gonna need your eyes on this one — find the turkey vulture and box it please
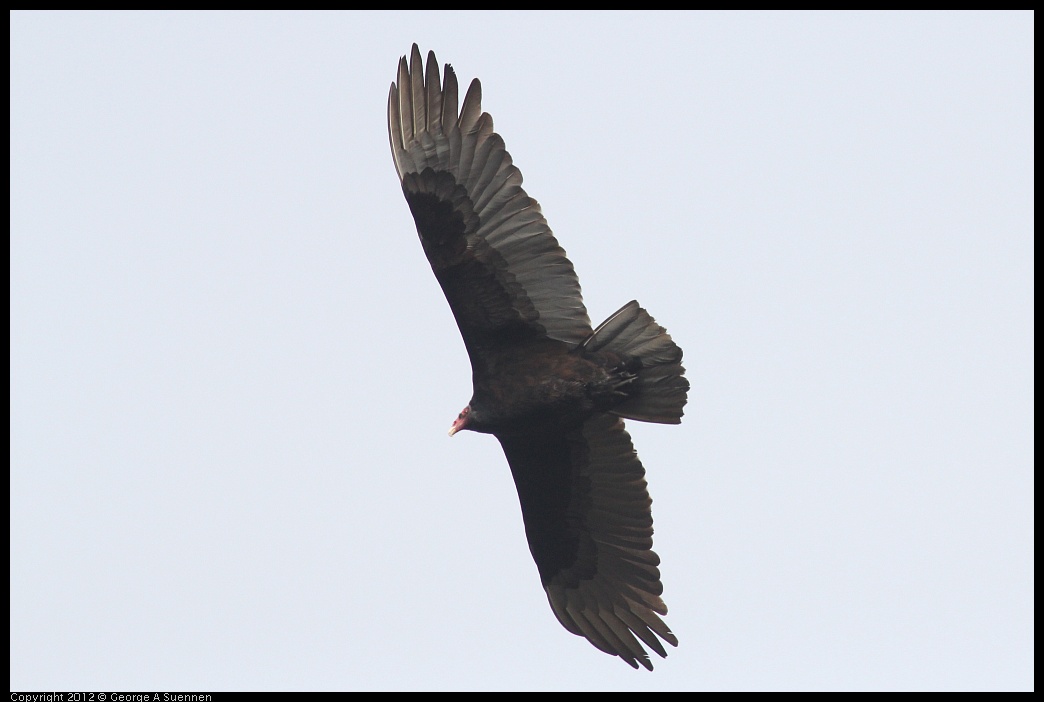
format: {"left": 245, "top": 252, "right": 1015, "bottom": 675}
{"left": 388, "top": 45, "right": 689, "bottom": 671}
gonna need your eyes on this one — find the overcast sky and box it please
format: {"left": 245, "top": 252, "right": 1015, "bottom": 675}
{"left": 10, "top": 10, "right": 1033, "bottom": 691}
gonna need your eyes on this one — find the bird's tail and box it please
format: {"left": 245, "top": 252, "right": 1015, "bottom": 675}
{"left": 581, "top": 301, "right": 689, "bottom": 424}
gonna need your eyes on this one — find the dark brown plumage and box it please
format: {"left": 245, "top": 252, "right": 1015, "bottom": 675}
{"left": 388, "top": 45, "right": 689, "bottom": 670}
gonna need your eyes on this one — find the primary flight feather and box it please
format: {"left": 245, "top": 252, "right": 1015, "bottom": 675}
{"left": 388, "top": 45, "right": 689, "bottom": 670}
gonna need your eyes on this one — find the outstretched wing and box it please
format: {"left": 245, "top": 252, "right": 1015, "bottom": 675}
{"left": 388, "top": 45, "right": 592, "bottom": 355}
{"left": 497, "top": 414, "right": 677, "bottom": 670}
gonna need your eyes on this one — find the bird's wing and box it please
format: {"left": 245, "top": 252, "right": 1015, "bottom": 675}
{"left": 497, "top": 414, "right": 677, "bottom": 670}
{"left": 388, "top": 45, "right": 592, "bottom": 355}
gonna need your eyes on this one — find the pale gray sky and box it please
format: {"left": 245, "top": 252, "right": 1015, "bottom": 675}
{"left": 11, "top": 10, "right": 1033, "bottom": 691}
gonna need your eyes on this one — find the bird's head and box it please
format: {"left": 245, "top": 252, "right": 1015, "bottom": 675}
{"left": 448, "top": 405, "right": 472, "bottom": 436}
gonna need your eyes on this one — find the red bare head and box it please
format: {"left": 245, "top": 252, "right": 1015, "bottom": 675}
{"left": 448, "top": 405, "right": 472, "bottom": 436}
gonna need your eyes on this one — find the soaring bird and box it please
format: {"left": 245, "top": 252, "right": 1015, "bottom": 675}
{"left": 388, "top": 45, "right": 689, "bottom": 670}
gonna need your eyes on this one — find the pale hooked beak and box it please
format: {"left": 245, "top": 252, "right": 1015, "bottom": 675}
{"left": 448, "top": 406, "right": 470, "bottom": 436}
{"left": 448, "top": 415, "right": 465, "bottom": 437}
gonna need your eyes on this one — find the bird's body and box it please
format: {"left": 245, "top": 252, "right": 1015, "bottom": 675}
{"left": 388, "top": 45, "right": 689, "bottom": 670}
{"left": 463, "top": 336, "right": 636, "bottom": 435}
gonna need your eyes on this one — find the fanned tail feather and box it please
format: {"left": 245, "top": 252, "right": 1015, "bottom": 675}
{"left": 582, "top": 301, "right": 689, "bottom": 424}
